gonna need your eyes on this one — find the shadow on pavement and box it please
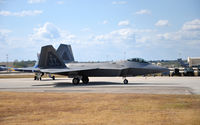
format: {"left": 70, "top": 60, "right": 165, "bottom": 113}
{"left": 32, "top": 81, "right": 174, "bottom": 88}
{"left": 33, "top": 81, "right": 122, "bottom": 87}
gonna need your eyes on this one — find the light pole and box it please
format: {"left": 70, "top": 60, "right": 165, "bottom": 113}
{"left": 6, "top": 54, "right": 8, "bottom": 72}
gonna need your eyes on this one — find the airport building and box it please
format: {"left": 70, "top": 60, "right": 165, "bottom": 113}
{"left": 188, "top": 57, "right": 200, "bottom": 67}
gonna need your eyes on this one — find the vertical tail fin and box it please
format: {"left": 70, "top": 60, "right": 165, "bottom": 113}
{"left": 56, "top": 44, "right": 74, "bottom": 63}
{"left": 38, "top": 45, "right": 66, "bottom": 68}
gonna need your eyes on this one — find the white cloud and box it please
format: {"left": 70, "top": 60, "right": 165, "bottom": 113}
{"left": 31, "top": 22, "right": 60, "bottom": 40}
{"left": 133, "top": 29, "right": 155, "bottom": 33}
{"left": 0, "top": 29, "right": 12, "bottom": 43}
{"left": 30, "top": 22, "right": 76, "bottom": 45}
{"left": 0, "top": 11, "right": 10, "bottom": 16}
{"left": 92, "top": 28, "right": 155, "bottom": 44}
{"left": 28, "top": 0, "right": 46, "bottom": 4}
{"left": 118, "top": 20, "right": 130, "bottom": 26}
{"left": 111, "top": 28, "right": 133, "bottom": 37}
{"left": 135, "top": 9, "right": 151, "bottom": 15}
{"left": 157, "top": 19, "right": 200, "bottom": 44}
{"left": 0, "top": 29, "right": 12, "bottom": 34}
{"left": 137, "top": 36, "right": 150, "bottom": 43}
{"left": 113, "top": 19, "right": 200, "bottom": 50}
{"left": 157, "top": 29, "right": 200, "bottom": 41}
{"left": 182, "top": 19, "right": 200, "bottom": 31}
{"left": 92, "top": 28, "right": 135, "bottom": 45}
{"left": 0, "top": 29, "right": 36, "bottom": 54}
{"left": 102, "top": 20, "right": 108, "bottom": 24}
{"left": 57, "top": 1, "right": 64, "bottom": 4}
{"left": 135, "top": 36, "right": 152, "bottom": 48}
{"left": 81, "top": 27, "right": 91, "bottom": 32}
{"left": 155, "top": 20, "right": 169, "bottom": 27}
{"left": 112, "top": 1, "right": 127, "bottom": 5}
{"left": 0, "top": 10, "right": 43, "bottom": 17}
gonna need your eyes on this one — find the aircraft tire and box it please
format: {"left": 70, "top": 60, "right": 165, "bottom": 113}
{"left": 73, "top": 78, "right": 80, "bottom": 85}
{"left": 52, "top": 76, "right": 55, "bottom": 80}
{"left": 82, "top": 76, "right": 89, "bottom": 84}
{"left": 123, "top": 79, "right": 128, "bottom": 84}
{"left": 34, "top": 76, "right": 37, "bottom": 80}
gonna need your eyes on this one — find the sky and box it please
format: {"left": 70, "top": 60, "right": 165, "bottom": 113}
{"left": 0, "top": 0, "right": 200, "bottom": 62}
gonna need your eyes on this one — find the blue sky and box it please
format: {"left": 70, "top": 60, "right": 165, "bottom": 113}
{"left": 0, "top": 0, "right": 200, "bottom": 62}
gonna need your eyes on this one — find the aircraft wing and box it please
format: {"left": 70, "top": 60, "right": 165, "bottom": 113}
{"left": 40, "top": 67, "right": 99, "bottom": 74}
{"left": 13, "top": 67, "right": 40, "bottom": 72}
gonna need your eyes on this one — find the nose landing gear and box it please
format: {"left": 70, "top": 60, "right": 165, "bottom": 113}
{"left": 122, "top": 77, "right": 128, "bottom": 84}
{"left": 123, "top": 79, "right": 128, "bottom": 84}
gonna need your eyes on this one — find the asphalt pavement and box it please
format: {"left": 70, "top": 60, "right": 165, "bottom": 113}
{"left": 0, "top": 77, "right": 199, "bottom": 94}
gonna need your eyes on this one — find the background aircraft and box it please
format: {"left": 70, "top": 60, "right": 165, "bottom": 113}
{"left": 0, "top": 66, "right": 7, "bottom": 71}
{"left": 36, "top": 44, "right": 168, "bottom": 84}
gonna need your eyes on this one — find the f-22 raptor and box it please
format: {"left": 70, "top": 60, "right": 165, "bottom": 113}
{"left": 34, "top": 44, "right": 168, "bottom": 84}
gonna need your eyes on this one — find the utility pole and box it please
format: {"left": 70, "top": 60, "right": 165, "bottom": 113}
{"left": 6, "top": 54, "right": 8, "bottom": 72}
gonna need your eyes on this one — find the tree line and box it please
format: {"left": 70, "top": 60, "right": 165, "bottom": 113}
{"left": 13, "top": 60, "right": 36, "bottom": 68}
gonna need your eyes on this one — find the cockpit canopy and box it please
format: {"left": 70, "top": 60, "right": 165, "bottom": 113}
{"left": 127, "top": 58, "right": 149, "bottom": 63}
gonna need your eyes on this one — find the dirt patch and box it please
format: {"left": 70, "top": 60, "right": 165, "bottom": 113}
{"left": 0, "top": 92, "right": 200, "bottom": 125}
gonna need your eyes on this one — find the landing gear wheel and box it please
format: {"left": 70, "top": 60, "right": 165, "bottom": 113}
{"left": 35, "top": 73, "right": 42, "bottom": 80}
{"left": 72, "top": 78, "right": 80, "bottom": 85}
{"left": 82, "top": 76, "right": 89, "bottom": 84}
{"left": 34, "top": 76, "right": 37, "bottom": 80}
{"left": 123, "top": 79, "right": 128, "bottom": 84}
{"left": 52, "top": 76, "right": 55, "bottom": 80}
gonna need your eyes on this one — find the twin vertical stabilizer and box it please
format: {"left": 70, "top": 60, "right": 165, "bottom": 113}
{"left": 38, "top": 45, "right": 66, "bottom": 69}
{"left": 56, "top": 44, "right": 74, "bottom": 63}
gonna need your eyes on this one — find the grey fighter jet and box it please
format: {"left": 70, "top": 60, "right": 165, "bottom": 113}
{"left": 36, "top": 45, "right": 168, "bottom": 84}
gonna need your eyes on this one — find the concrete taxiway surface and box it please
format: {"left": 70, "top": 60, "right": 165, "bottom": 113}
{"left": 0, "top": 77, "right": 200, "bottom": 94}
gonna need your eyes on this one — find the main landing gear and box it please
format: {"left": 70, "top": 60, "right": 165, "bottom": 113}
{"left": 48, "top": 74, "right": 55, "bottom": 80}
{"left": 72, "top": 76, "right": 127, "bottom": 85}
{"left": 82, "top": 76, "right": 89, "bottom": 84}
{"left": 51, "top": 75, "right": 55, "bottom": 80}
{"left": 72, "top": 76, "right": 89, "bottom": 85}
{"left": 34, "top": 73, "right": 55, "bottom": 80}
{"left": 72, "top": 77, "right": 80, "bottom": 85}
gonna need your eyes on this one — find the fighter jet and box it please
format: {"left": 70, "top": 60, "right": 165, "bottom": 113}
{"left": 35, "top": 44, "right": 168, "bottom": 84}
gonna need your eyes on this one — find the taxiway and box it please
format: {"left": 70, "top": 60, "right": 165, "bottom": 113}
{"left": 0, "top": 77, "right": 199, "bottom": 94}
